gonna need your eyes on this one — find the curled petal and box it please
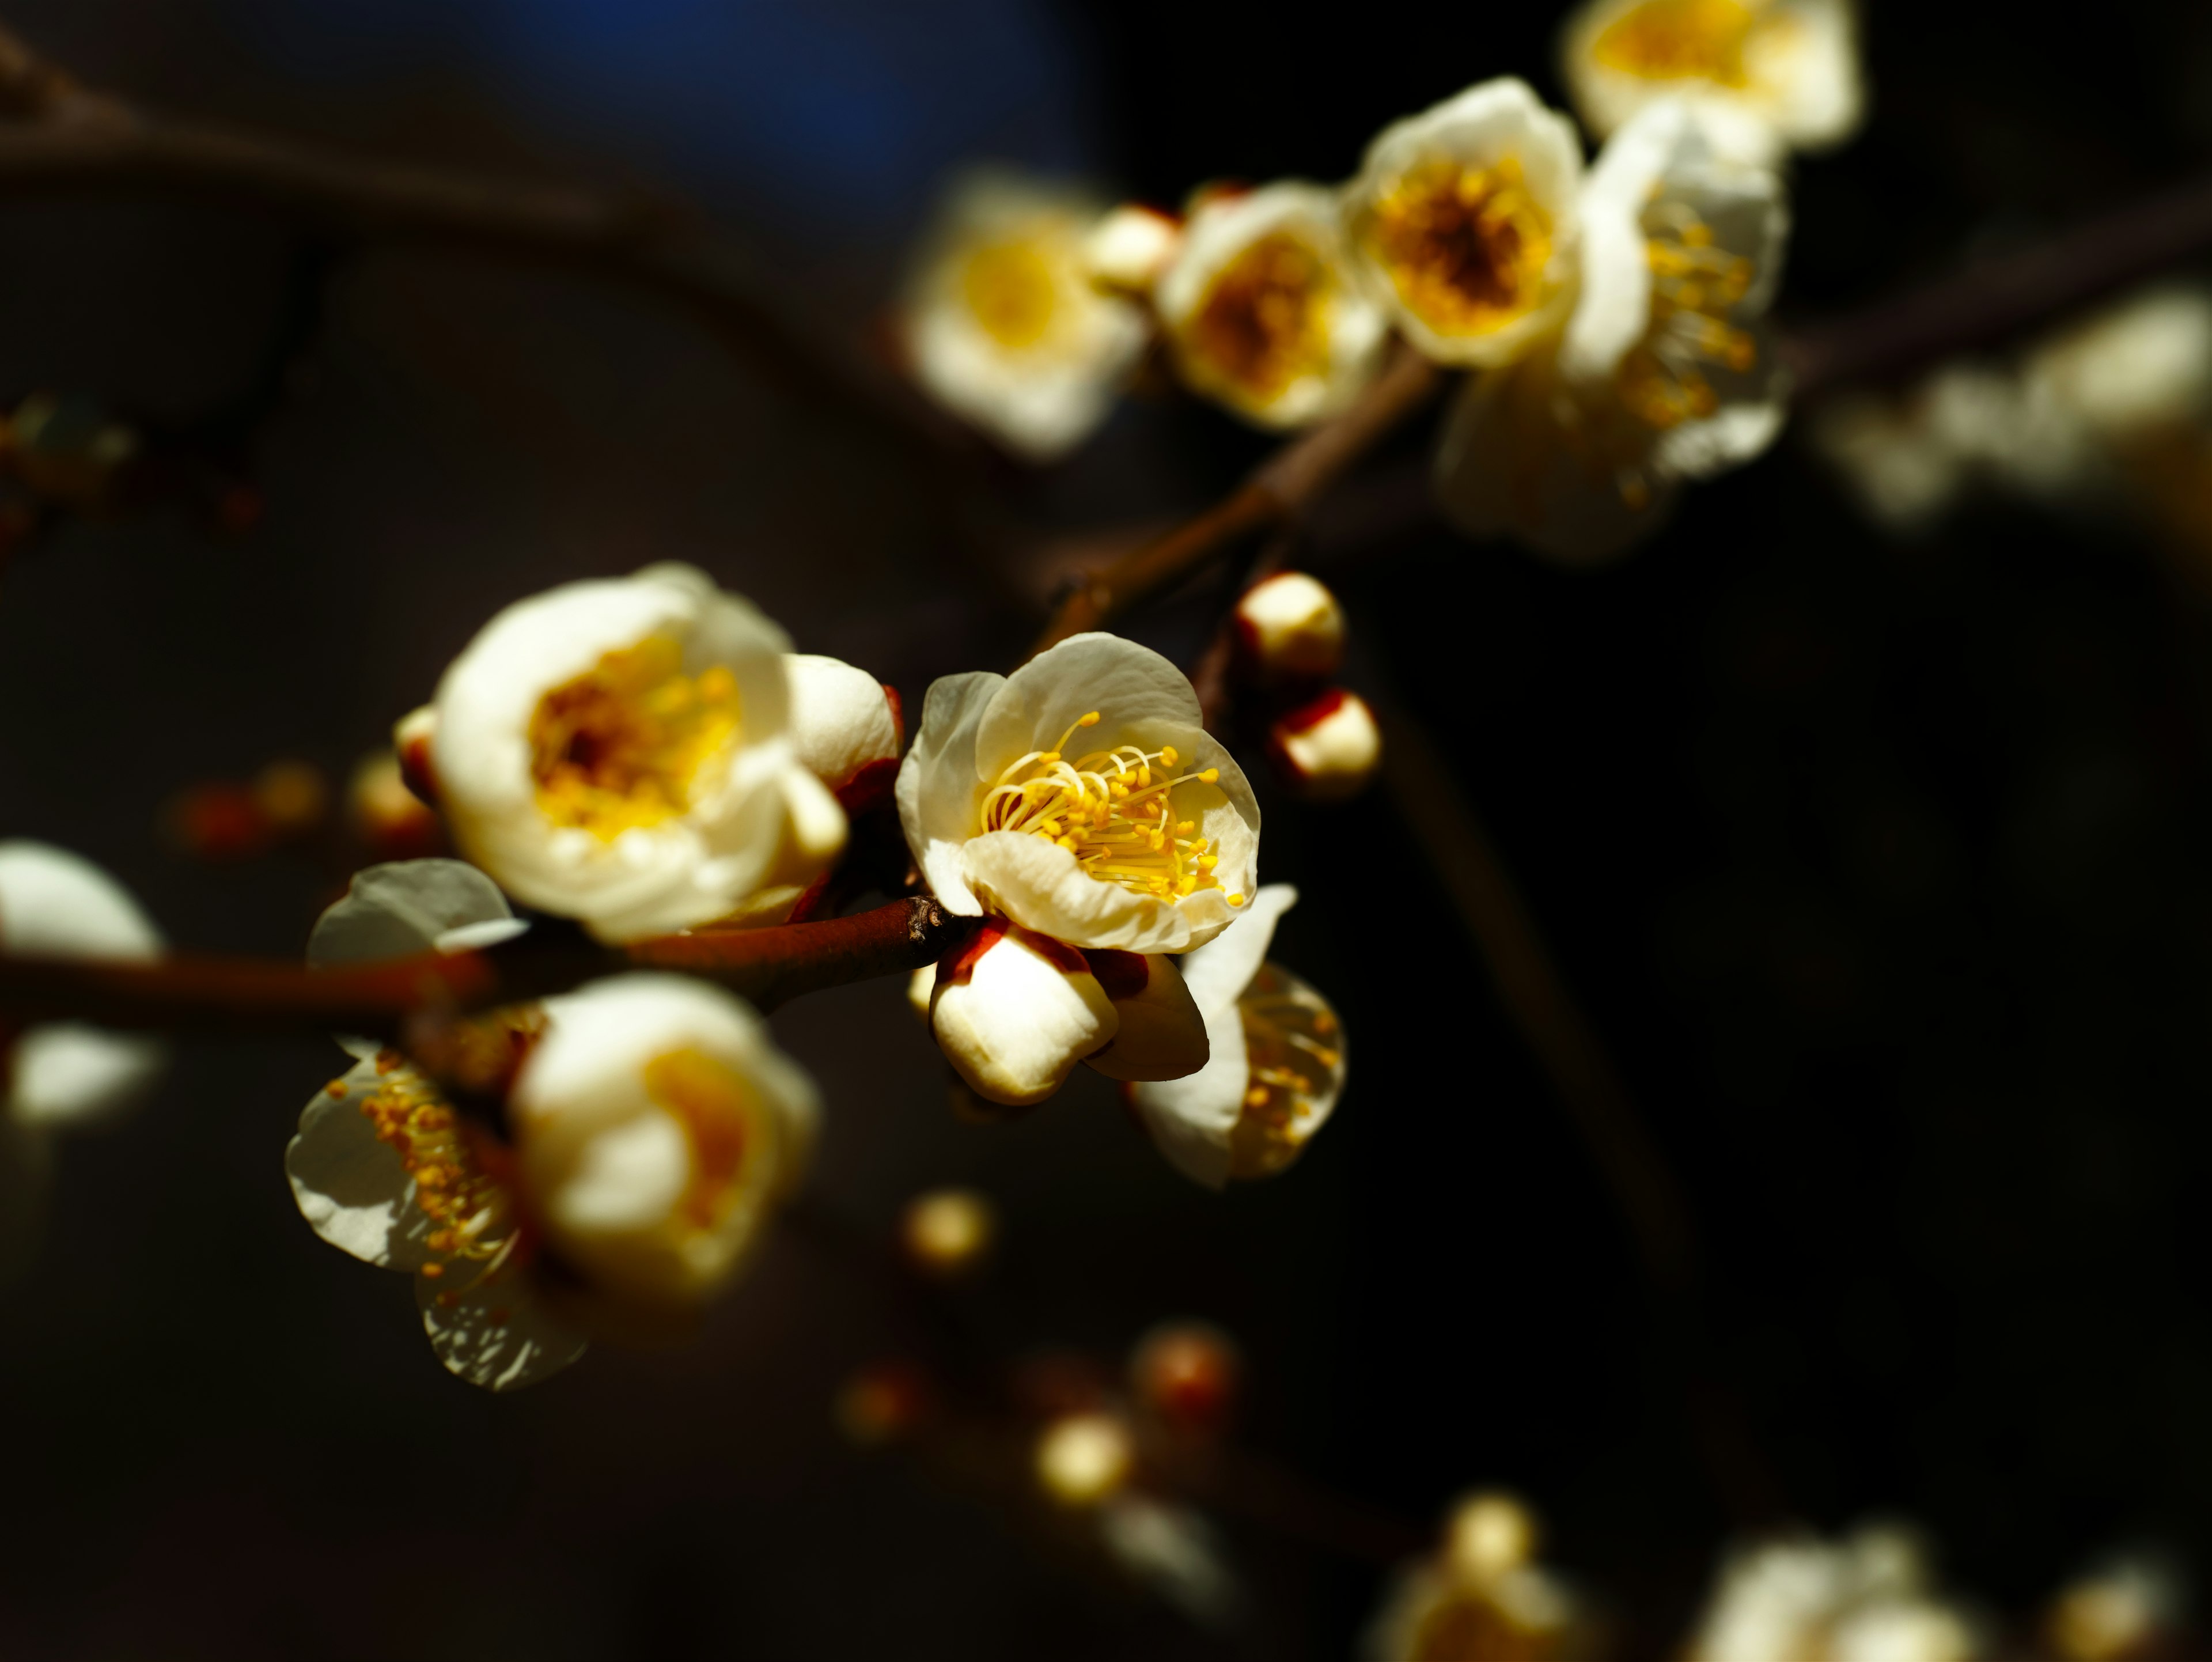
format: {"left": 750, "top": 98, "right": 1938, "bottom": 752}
{"left": 897, "top": 670, "right": 1005, "bottom": 917}
{"left": 975, "top": 633, "right": 1209, "bottom": 781}
{"left": 785, "top": 653, "right": 902, "bottom": 794}
{"left": 1082, "top": 953, "right": 1208, "bottom": 1082}
{"left": 1176, "top": 884, "right": 1298, "bottom": 1014}
{"left": 965, "top": 831, "right": 1195, "bottom": 953}
{"left": 930, "top": 925, "right": 1118, "bottom": 1106}
{"left": 307, "top": 859, "right": 520, "bottom": 969}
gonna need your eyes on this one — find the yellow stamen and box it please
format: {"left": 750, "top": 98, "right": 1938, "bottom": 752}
{"left": 1361, "top": 155, "right": 1554, "bottom": 341}
{"left": 528, "top": 633, "right": 741, "bottom": 841}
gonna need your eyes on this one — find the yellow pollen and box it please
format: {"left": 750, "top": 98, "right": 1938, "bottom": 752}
{"left": 1185, "top": 231, "right": 1336, "bottom": 403}
{"left": 1592, "top": 0, "right": 1757, "bottom": 86}
{"left": 979, "top": 712, "right": 1234, "bottom": 906}
{"left": 528, "top": 633, "right": 741, "bottom": 841}
{"left": 1363, "top": 156, "right": 1554, "bottom": 340}
{"left": 1226, "top": 892, "right": 1246, "bottom": 907}
{"left": 1615, "top": 202, "right": 1759, "bottom": 437}
{"left": 347, "top": 1061, "right": 521, "bottom": 1290}
{"left": 1225, "top": 964, "right": 1346, "bottom": 1181}
{"left": 642, "top": 1047, "right": 776, "bottom": 1233}
{"left": 961, "top": 237, "right": 1063, "bottom": 351}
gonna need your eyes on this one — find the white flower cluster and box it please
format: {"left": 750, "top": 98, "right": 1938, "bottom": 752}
{"left": 1812, "top": 285, "right": 2212, "bottom": 536}
{"left": 896, "top": 0, "right": 1859, "bottom": 559}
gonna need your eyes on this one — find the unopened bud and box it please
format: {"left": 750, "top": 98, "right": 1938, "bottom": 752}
{"left": 907, "top": 962, "right": 937, "bottom": 1022}
{"left": 393, "top": 705, "right": 440, "bottom": 807}
{"left": 1234, "top": 571, "right": 1345, "bottom": 682}
{"left": 1268, "top": 690, "right": 1381, "bottom": 803}
{"left": 1035, "top": 1412, "right": 1134, "bottom": 1506}
{"left": 347, "top": 748, "right": 443, "bottom": 861}
{"left": 1445, "top": 1490, "right": 1539, "bottom": 1582}
{"left": 1130, "top": 1320, "right": 1240, "bottom": 1433}
{"left": 836, "top": 1358, "right": 932, "bottom": 1447}
{"left": 900, "top": 1186, "right": 997, "bottom": 1277}
{"left": 1083, "top": 204, "right": 1181, "bottom": 297}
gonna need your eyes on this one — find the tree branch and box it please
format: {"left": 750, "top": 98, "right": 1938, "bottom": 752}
{"left": 0, "top": 896, "right": 975, "bottom": 1037}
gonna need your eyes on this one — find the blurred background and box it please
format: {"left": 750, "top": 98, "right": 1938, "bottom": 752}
{"left": 1, "top": 0, "right": 2209, "bottom": 1655}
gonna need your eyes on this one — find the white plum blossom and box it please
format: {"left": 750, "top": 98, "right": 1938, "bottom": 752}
{"left": 1129, "top": 885, "right": 1344, "bottom": 1187}
{"left": 429, "top": 563, "right": 845, "bottom": 944}
{"left": 1155, "top": 181, "right": 1390, "bottom": 429}
{"left": 899, "top": 169, "right": 1150, "bottom": 460}
{"left": 1686, "top": 1527, "right": 1982, "bottom": 1662}
{"left": 899, "top": 633, "right": 1261, "bottom": 956}
{"left": 1342, "top": 78, "right": 1585, "bottom": 369}
{"left": 1435, "top": 99, "right": 1790, "bottom": 562}
{"left": 1560, "top": 0, "right": 1864, "bottom": 165}
{"left": 0, "top": 841, "right": 166, "bottom": 1132}
{"left": 289, "top": 862, "right": 819, "bottom": 1389}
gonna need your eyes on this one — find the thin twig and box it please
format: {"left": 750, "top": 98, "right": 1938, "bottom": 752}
{"left": 0, "top": 896, "right": 975, "bottom": 1036}
{"left": 0, "top": 24, "right": 975, "bottom": 471}
{"left": 1027, "top": 346, "right": 1441, "bottom": 658}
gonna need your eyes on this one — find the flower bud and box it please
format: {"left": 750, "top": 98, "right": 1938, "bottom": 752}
{"left": 512, "top": 973, "right": 819, "bottom": 1318}
{"left": 1445, "top": 1491, "right": 1539, "bottom": 1582}
{"left": 900, "top": 1186, "right": 997, "bottom": 1277}
{"left": 786, "top": 652, "right": 903, "bottom": 810}
{"left": 1083, "top": 203, "right": 1182, "bottom": 297}
{"left": 1130, "top": 1320, "right": 1240, "bottom": 1433}
{"left": 1035, "top": 1412, "right": 1134, "bottom": 1507}
{"left": 1268, "top": 690, "right": 1381, "bottom": 803}
{"left": 929, "top": 922, "right": 1118, "bottom": 1107}
{"left": 1234, "top": 572, "right": 1346, "bottom": 682}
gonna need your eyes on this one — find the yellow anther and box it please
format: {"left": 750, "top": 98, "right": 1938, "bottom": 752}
{"left": 1198, "top": 855, "right": 1218, "bottom": 872}
{"left": 1079, "top": 711, "right": 1101, "bottom": 726}
{"left": 1058, "top": 836, "right": 1081, "bottom": 853}
{"left": 1244, "top": 1085, "right": 1271, "bottom": 1109}
{"left": 1039, "top": 752, "right": 1060, "bottom": 766}
{"left": 1176, "top": 820, "right": 1194, "bottom": 835}
{"left": 1159, "top": 745, "right": 1178, "bottom": 767}
{"left": 1226, "top": 893, "right": 1247, "bottom": 906}
{"left": 1198, "top": 768, "right": 1219, "bottom": 784}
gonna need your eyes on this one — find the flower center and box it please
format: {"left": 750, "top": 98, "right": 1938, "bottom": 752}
{"left": 1227, "top": 964, "right": 1343, "bottom": 1180}
{"left": 962, "top": 237, "right": 1063, "bottom": 351}
{"left": 1408, "top": 1591, "right": 1560, "bottom": 1662}
{"left": 353, "top": 1050, "right": 522, "bottom": 1284}
{"left": 1188, "top": 230, "right": 1336, "bottom": 403}
{"left": 643, "top": 1046, "right": 774, "bottom": 1233}
{"left": 1592, "top": 0, "right": 1758, "bottom": 85}
{"left": 980, "top": 711, "right": 1244, "bottom": 907}
{"left": 1365, "top": 156, "right": 1553, "bottom": 340}
{"left": 1614, "top": 204, "right": 1759, "bottom": 440}
{"left": 528, "top": 633, "right": 740, "bottom": 841}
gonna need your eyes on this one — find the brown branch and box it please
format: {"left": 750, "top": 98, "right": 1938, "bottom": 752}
{"left": 1784, "top": 169, "right": 2212, "bottom": 400}
{"left": 0, "top": 25, "right": 974, "bottom": 471}
{"left": 0, "top": 896, "right": 975, "bottom": 1037}
{"left": 1027, "top": 345, "right": 1441, "bottom": 658}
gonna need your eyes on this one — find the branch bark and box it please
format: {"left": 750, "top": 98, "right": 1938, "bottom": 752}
{"left": 0, "top": 896, "right": 975, "bottom": 1037}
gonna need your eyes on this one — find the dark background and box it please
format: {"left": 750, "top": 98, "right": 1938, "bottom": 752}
{"left": 0, "top": 0, "right": 2207, "bottom": 1655}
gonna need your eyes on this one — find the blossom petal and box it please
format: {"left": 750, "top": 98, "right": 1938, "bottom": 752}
{"left": 897, "top": 670, "right": 1005, "bottom": 916}
{"left": 975, "top": 633, "right": 1206, "bottom": 782}
{"left": 964, "top": 830, "right": 1193, "bottom": 953}
{"left": 417, "top": 1260, "right": 589, "bottom": 1392}
{"left": 1083, "top": 955, "right": 1208, "bottom": 1082}
{"left": 785, "top": 653, "right": 902, "bottom": 791}
{"left": 286, "top": 1060, "right": 435, "bottom": 1272}
{"left": 1128, "top": 1000, "right": 1249, "bottom": 1190}
{"left": 1176, "top": 884, "right": 1298, "bottom": 1014}
{"left": 9, "top": 1025, "right": 166, "bottom": 1130}
{"left": 306, "top": 859, "right": 516, "bottom": 969}
{"left": 930, "top": 926, "right": 1118, "bottom": 1106}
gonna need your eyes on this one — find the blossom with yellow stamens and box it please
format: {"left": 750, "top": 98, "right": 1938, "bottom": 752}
{"left": 1342, "top": 78, "right": 1584, "bottom": 370}
{"left": 1684, "top": 1525, "right": 1981, "bottom": 1662}
{"left": 1560, "top": 0, "right": 1863, "bottom": 165}
{"left": 1127, "top": 884, "right": 1344, "bottom": 1188}
{"left": 427, "top": 563, "right": 845, "bottom": 944}
{"left": 1156, "top": 181, "right": 1389, "bottom": 429}
{"left": 1365, "top": 1491, "right": 1592, "bottom": 1662}
{"left": 289, "top": 864, "right": 818, "bottom": 1388}
{"left": 899, "top": 633, "right": 1262, "bottom": 955}
{"left": 899, "top": 168, "right": 1151, "bottom": 460}
{"left": 1434, "top": 99, "right": 1789, "bottom": 563}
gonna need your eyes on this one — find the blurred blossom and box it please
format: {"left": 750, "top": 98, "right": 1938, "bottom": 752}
{"left": 289, "top": 864, "right": 818, "bottom": 1386}
{"left": 1034, "top": 1411, "right": 1135, "bottom": 1506}
{"left": 1685, "top": 1526, "right": 1980, "bottom": 1662}
{"left": 1233, "top": 572, "right": 1349, "bottom": 685}
{"left": 1082, "top": 203, "right": 1184, "bottom": 298}
{"left": 1343, "top": 79, "right": 1585, "bottom": 370}
{"left": 1366, "top": 1489, "right": 1590, "bottom": 1662}
{"left": 897, "top": 170, "right": 1149, "bottom": 459}
{"left": 160, "top": 759, "right": 332, "bottom": 861}
{"left": 2046, "top": 1555, "right": 2186, "bottom": 1662}
{"left": 426, "top": 562, "right": 845, "bottom": 943}
{"left": 1128, "top": 885, "right": 1346, "bottom": 1187}
{"left": 1154, "top": 181, "right": 1391, "bottom": 430}
{"left": 836, "top": 1358, "right": 933, "bottom": 1445}
{"left": 1813, "top": 285, "right": 2212, "bottom": 533}
{"left": 899, "top": 1186, "right": 997, "bottom": 1276}
{"left": 1435, "top": 99, "right": 1789, "bottom": 562}
{"left": 783, "top": 653, "right": 904, "bottom": 812}
{"left": 1560, "top": 0, "right": 1865, "bottom": 163}
{"left": 1099, "top": 1494, "right": 1243, "bottom": 1629}
{"left": 1268, "top": 690, "right": 1384, "bottom": 802}
{"left": 1129, "top": 1319, "right": 1241, "bottom": 1433}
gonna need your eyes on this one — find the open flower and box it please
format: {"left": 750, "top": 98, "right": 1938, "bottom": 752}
{"left": 1434, "top": 99, "right": 1789, "bottom": 562}
{"left": 1128, "top": 885, "right": 1344, "bottom": 1187}
{"left": 1155, "top": 182, "right": 1389, "bottom": 429}
{"left": 899, "top": 633, "right": 1260, "bottom": 956}
{"left": 429, "top": 563, "right": 845, "bottom": 944}
{"left": 289, "top": 863, "right": 818, "bottom": 1388}
{"left": 1687, "top": 1527, "right": 1980, "bottom": 1662}
{"left": 1342, "top": 78, "right": 1584, "bottom": 369}
{"left": 899, "top": 168, "right": 1150, "bottom": 460}
{"left": 1366, "top": 1492, "right": 1592, "bottom": 1662}
{"left": 1560, "top": 0, "right": 1863, "bottom": 164}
